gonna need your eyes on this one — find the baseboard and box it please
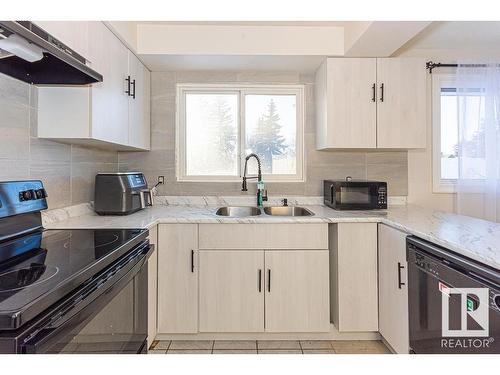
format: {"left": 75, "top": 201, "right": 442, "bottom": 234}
{"left": 154, "top": 324, "right": 381, "bottom": 341}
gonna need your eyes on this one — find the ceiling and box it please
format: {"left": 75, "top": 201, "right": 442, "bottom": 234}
{"left": 133, "top": 21, "right": 500, "bottom": 71}
{"left": 400, "top": 21, "right": 500, "bottom": 51}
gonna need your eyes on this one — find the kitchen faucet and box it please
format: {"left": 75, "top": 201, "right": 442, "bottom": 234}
{"left": 242, "top": 153, "right": 268, "bottom": 206}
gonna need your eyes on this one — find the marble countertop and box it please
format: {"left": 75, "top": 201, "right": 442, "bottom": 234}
{"left": 43, "top": 202, "right": 500, "bottom": 271}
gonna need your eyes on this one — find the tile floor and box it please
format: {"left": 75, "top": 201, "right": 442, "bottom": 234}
{"left": 149, "top": 340, "right": 391, "bottom": 354}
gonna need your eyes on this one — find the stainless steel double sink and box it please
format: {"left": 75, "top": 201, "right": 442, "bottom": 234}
{"left": 215, "top": 206, "right": 314, "bottom": 217}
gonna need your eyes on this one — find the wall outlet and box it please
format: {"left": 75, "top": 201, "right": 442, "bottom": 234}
{"left": 157, "top": 176, "right": 165, "bottom": 184}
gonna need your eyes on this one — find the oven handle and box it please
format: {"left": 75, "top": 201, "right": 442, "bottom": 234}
{"left": 21, "top": 243, "right": 154, "bottom": 354}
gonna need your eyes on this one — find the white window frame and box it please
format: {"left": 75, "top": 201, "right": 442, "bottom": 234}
{"left": 176, "top": 83, "right": 305, "bottom": 182}
{"left": 432, "top": 73, "right": 458, "bottom": 193}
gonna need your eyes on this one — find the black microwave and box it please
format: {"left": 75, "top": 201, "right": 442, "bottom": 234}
{"left": 323, "top": 179, "right": 387, "bottom": 210}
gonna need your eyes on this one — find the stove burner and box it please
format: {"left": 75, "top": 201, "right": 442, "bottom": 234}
{"left": 0, "top": 265, "right": 59, "bottom": 293}
{"left": 62, "top": 233, "right": 120, "bottom": 250}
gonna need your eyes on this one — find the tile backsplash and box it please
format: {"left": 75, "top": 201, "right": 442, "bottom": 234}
{"left": 0, "top": 73, "right": 118, "bottom": 209}
{"left": 119, "top": 71, "right": 408, "bottom": 197}
{"left": 0, "top": 70, "right": 409, "bottom": 211}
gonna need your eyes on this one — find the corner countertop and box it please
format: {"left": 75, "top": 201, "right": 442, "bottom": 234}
{"left": 43, "top": 203, "right": 500, "bottom": 271}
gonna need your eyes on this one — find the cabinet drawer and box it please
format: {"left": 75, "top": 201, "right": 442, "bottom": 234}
{"left": 199, "top": 224, "right": 328, "bottom": 250}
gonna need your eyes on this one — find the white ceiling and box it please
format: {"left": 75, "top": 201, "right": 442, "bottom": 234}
{"left": 401, "top": 21, "right": 500, "bottom": 51}
{"left": 136, "top": 21, "right": 500, "bottom": 72}
{"left": 141, "top": 54, "right": 326, "bottom": 73}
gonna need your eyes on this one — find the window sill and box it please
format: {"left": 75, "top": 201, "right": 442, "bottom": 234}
{"left": 177, "top": 177, "right": 305, "bottom": 183}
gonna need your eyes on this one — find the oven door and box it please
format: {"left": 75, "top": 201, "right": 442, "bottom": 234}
{"left": 19, "top": 242, "right": 153, "bottom": 354}
{"left": 335, "top": 182, "right": 379, "bottom": 210}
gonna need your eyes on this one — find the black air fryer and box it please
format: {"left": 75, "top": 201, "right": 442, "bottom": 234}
{"left": 94, "top": 172, "right": 152, "bottom": 215}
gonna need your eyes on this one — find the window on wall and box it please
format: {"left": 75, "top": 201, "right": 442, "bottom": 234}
{"left": 177, "top": 84, "right": 304, "bottom": 182}
{"left": 432, "top": 74, "right": 486, "bottom": 193}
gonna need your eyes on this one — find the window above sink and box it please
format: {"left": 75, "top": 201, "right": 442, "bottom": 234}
{"left": 176, "top": 83, "right": 305, "bottom": 182}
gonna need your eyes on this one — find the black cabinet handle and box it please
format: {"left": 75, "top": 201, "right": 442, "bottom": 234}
{"left": 191, "top": 250, "right": 194, "bottom": 273}
{"left": 258, "top": 269, "right": 262, "bottom": 292}
{"left": 380, "top": 83, "right": 384, "bottom": 102}
{"left": 125, "top": 76, "right": 131, "bottom": 96}
{"left": 397, "top": 262, "right": 405, "bottom": 289}
{"left": 131, "top": 79, "right": 136, "bottom": 99}
{"left": 267, "top": 269, "right": 271, "bottom": 292}
{"left": 371, "top": 83, "right": 376, "bottom": 102}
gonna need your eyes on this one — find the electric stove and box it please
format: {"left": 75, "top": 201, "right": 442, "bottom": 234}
{"left": 0, "top": 180, "right": 152, "bottom": 353}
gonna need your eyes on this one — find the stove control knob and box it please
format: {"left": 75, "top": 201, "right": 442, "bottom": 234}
{"left": 35, "top": 188, "right": 47, "bottom": 199}
{"left": 19, "top": 189, "right": 36, "bottom": 201}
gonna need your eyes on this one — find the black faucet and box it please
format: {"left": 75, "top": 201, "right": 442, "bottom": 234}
{"left": 242, "top": 153, "right": 268, "bottom": 205}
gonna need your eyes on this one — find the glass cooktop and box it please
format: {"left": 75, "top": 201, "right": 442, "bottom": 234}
{"left": 0, "top": 228, "right": 147, "bottom": 329}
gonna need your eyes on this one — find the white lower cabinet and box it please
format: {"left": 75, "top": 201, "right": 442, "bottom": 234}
{"left": 331, "top": 223, "right": 378, "bottom": 332}
{"left": 199, "top": 250, "right": 265, "bottom": 332}
{"left": 378, "top": 224, "right": 409, "bottom": 354}
{"left": 198, "top": 249, "right": 330, "bottom": 333}
{"left": 157, "top": 224, "right": 198, "bottom": 333}
{"left": 265, "top": 250, "right": 330, "bottom": 332}
{"left": 157, "top": 224, "right": 330, "bottom": 334}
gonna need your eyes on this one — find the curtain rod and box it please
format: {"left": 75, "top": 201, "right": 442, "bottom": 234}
{"left": 425, "top": 61, "right": 496, "bottom": 74}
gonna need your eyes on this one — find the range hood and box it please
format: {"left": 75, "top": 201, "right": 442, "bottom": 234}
{"left": 0, "top": 21, "right": 102, "bottom": 85}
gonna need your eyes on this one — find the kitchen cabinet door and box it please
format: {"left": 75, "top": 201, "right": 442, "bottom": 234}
{"left": 146, "top": 225, "right": 158, "bottom": 349}
{"left": 316, "top": 58, "right": 377, "bottom": 149}
{"left": 157, "top": 224, "right": 198, "bottom": 333}
{"left": 128, "top": 52, "right": 151, "bottom": 150}
{"left": 264, "top": 250, "right": 330, "bottom": 332}
{"left": 331, "top": 223, "right": 378, "bottom": 332}
{"left": 88, "top": 22, "right": 129, "bottom": 145}
{"left": 199, "top": 250, "right": 264, "bottom": 332}
{"left": 376, "top": 58, "right": 426, "bottom": 148}
{"left": 378, "top": 224, "right": 409, "bottom": 354}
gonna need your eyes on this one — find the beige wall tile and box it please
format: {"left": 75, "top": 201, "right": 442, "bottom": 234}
{"left": 0, "top": 101, "right": 29, "bottom": 130}
{"left": 0, "top": 159, "right": 30, "bottom": 180}
{"left": 30, "top": 138, "right": 71, "bottom": 162}
{"left": 0, "top": 128, "right": 30, "bottom": 160}
{"left": 124, "top": 70, "right": 408, "bottom": 197}
{"left": 30, "top": 161, "right": 71, "bottom": 209}
{"left": 0, "top": 72, "right": 120, "bottom": 208}
{"left": 0, "top": 74, "right": 29, "bottom": 104}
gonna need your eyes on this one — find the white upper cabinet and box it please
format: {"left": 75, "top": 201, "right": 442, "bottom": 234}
{"left": 316, "top": 57, "right": 426, "bottom": 150}
{"left": 36, "top": 22, "right": 150, "bottom": 151}
{"left": 376, "top": 58, "right": 426, "bottom": 149}
{"left": 316, "top": 58, "right": 377, "bottom": 149}
{"left": 88, "top": 22, "right": 130, "bottom": 146}
{"left": 128, "top": 52, "right": 151, "bottom": 150}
